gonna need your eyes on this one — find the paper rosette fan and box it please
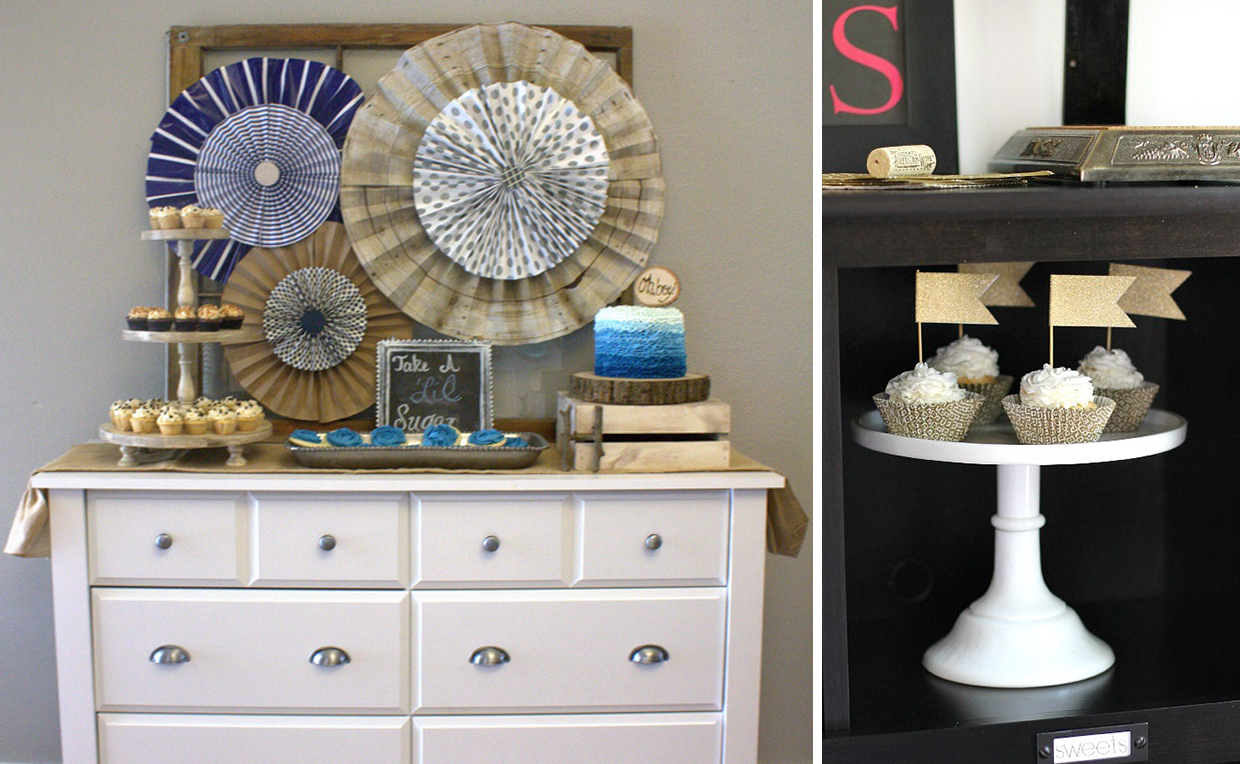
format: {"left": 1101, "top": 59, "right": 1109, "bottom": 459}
{"left": 146, "top": 58, "right": 364, "bottom": 283}
{"left": 222, "top": 222, "right": 411, "bottom": 422}
{"left": 341, "top": 22, "right": 664, "bottom": 344}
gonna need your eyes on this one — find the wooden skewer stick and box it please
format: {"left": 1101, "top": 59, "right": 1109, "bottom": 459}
{"left": 1106, "top": 326, "right": 1112, "bottom": 351}
{"left": 958, "top": 323, "right": 964, "bottom": 339}
{"left": 918, "top": 322, "right": 924, "bottom": 363}
{"left": 1049, "top": 326, "right": 1055, "bottom": 368}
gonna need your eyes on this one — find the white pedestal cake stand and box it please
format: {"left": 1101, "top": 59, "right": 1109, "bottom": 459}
{"left": 852, "top": 409, "right": 1187, "bottom": 688}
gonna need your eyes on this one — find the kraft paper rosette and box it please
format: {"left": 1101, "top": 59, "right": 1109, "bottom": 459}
{"left": 873, "top": 392, "right": 985, "bottom": 441}
{"left": 959, "top": 375, "right": 1014, "bottom": 426}
{"left": 1001, "top": 395, "right": 1116, "bottom": 444}
{"left": 1094, "top": 382, "right": 1159, "bottom": 432}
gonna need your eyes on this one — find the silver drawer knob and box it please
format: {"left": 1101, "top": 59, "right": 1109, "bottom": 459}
{"left": 645, "top": 533, "right": 663, "bottom": 551}
{"left": 149, "top": 645, "right": 190, "bottom": 664}
{"left": 318, "top": 534, "right": 337, "bottom": 551}
{"left": 630, "top": 645, "right": 669, "bottom": 664}
{"left": 470, "top": 646, "right": 510, "bottom": 666}
{"left": 154, "top": 533, "right": 173, "bottom": 550}
{"left": 310, "top": 647, "right": 350, "bottom": 667}
{"left": 481, "top": 535, "right": 501, "bottom": 553}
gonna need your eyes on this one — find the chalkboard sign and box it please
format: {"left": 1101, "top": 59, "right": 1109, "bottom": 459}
{"left": 376, "top": 340, "right": 493, "bottom": 433}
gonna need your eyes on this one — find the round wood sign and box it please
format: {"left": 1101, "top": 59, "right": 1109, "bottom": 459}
{"left": 633, "top": 266, "right": 681, "bottom": 307}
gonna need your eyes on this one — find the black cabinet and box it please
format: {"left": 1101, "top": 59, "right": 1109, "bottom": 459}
{"left": 822, "top": 184, "right": 1240, "bottom": 762}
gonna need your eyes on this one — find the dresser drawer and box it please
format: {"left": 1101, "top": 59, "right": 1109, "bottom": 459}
{"left": 412, "top": 588, "right": 726, "bottom": 713}
{"left": 412, "top": 493, "right": 572, "bottom": 588}
{"left": 99, "top": 714, "right": 411, "bottom": 764}
{"left": 252, "top": 492, "right": 408, "bottom": 587}
{"left": 93, "top": 589, "right": 410, "bottom": 713}
{"left": 88, "top": 492, "right": 246, "bottom": 586}
{"left": 412, "top": 713, "right": 721, "bottom": 764}
{"left": 576, "top": 491, "right": 730, "bottom": 586}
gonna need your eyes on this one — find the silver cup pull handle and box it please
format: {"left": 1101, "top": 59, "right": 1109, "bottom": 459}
{"left": 630, "top": 645, "right": 670, "bottom": 664}
{"left": 470, "top": 646, "right": 510, "bottom": 666}
{"left": 310, "top": 647, "right": 350, "bottom": 667}
{"left": 149, "top": 645, "right": 190, "bottom": 664}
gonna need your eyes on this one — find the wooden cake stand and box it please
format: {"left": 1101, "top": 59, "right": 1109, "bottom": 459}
{"left": 99, "top": 422, "right": 272, "bottom": 467}
{"left": 852, "top": 409, "right": 1187, "bottom": 688}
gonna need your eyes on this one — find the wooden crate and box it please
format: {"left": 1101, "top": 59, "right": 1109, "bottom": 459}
{"left": 556, "top": 393, "right": 731, "bottom": 472}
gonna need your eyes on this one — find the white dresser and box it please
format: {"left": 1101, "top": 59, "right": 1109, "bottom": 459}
{"left": 34, "top": 467, "right": 783, "bottom": 764}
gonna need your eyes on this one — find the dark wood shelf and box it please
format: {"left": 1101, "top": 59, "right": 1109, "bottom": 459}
{"left": 821, "top": 183, "right": 1240, "bottom": 760}
{"left": 822, "top": 182, "right": 1240, "bottom": 268}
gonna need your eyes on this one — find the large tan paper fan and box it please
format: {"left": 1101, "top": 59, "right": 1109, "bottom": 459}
{"left": 340, "top": 22, "right": 664, "bottom": 344}
{"left": 222, "top": 222, "right": 412, "bottom": 422}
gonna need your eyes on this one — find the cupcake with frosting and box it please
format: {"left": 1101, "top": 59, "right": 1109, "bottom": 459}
{"left": 1002, "top": 364, "right": 1116, "bottom": 444}
{"left": 197, "top": 304, "right": 222, "bottom": 332}
{"left": 127, "top": 306, "right": 151, "bottom": 330}
{"left": 1077, "top": 346, "right": 1159, "bottom": 432}
{"left": 173, "top": 306, "right": 197, "bottom": 332}
{"left": 235, "top": 400, "right": 265, "bottom": 432}
{"left": 873, "top": 362, "right": 985, "bottom": 441}
{"left": 927, "top": 335, "right": 1013, "bottom": 425}
{"left": 208, "top": 406, "right": 237, "bottom": 435}
{"left": 202, "top": 207, "right": 225, "bottom": 229}
{"left": 182, "top": 409, "right": 208, "bottom": 435}
{"left": 146, "top": 307, "right": 172, "bottom": 332}
{"left": 219, "top": 303, "right": 245, "bottom": 330}
{"left": 180, "top": 204, "right": 205, "bottom": 229}
{"left": 149, "top": 206, "right": 181, "bottom": 230}
{"left": 157, "top": 409, "right": 184, "bottom": 436}
{"left": 129, "top": 405, "right": 157, "bottom": 434}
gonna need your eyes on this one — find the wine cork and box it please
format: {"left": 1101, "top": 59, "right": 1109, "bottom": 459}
{"left": 867, "top": 145, "right": 937, "bottom": 178}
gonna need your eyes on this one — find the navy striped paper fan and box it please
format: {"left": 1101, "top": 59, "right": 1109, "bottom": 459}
{"left": 146, "top": 58, "right": 363, "bottom": 283}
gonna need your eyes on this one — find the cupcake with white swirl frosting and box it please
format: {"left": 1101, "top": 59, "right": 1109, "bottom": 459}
{"left": 1002, "top": 364, "right": 1116, "bottom": 444}
{"left": 1078, "top": 346, "right": 1159, "bottom": 432}
{"left": 928, "top": 335, "right": 1013, "bottom": 425}
{"left": 873, "top": 362, "right": 984, "bottom": 441}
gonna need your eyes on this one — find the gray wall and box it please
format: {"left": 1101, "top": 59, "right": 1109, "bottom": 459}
{"left": 0, "top": 2, "right": 813, "bottom": 762}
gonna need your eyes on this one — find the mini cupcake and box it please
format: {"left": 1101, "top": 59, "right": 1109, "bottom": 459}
{"left": 146, "top": 307, "right": 173, "bottom": 332}
{"left": 127, "top": 306, "right": 151, "bottom": 330}
{"left": 927, "top": 335, "right": 1013, "bottom": 426}
{"left": 149, "top": 206, "right": 181, "bottom": 230}
{"left": 196, "top": 304, "right": 222, "bottom": 332}
{"left": 180, "top": 204, "right": 205, "bottom": 229}
{"left": 182, "top": 409, "right": 208, "bottom": 435}
{"left": 1002, "top": 364, "right": 1116, "bottom": 444}
{"left": 235, "top": 400, "right": 264, "bottom": 432}
{"left": 208, "top": 406, "right": 237, "bottom": 435}
{"left": 109, "top": 401, "right": 131, "bottom": 430}
{"left": 202, "top": 207, "right": 225, "bottom": 229}
{"left": 193, "top": 396, "right": 215, "bottom": 411}
{"left": 173, "top": 306, "right": 197, "bottom": 332}
{"left": 1077, "top": 346, "right": 1159, "bottom": 432}
{"left": 129, "top": 405, "right": 157, "bottom": 434}
{"left": 157, "top": 409, "right": 184, "bottom": 436}
{"left": 873, "top": 363, "right": 984, "bottom": 441}
{"left": 219, "top": 395, "right": 240, "bottom": 410}
{"left": 219, "top": 303, "right": 245, "bottom": 330}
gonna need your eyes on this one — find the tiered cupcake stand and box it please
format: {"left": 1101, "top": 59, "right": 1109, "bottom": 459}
{"left": 852, "top": 409, "right": 1187, "bottom": 688}
{"left": 98, "top": 229, "right": 270, "bottom": 467}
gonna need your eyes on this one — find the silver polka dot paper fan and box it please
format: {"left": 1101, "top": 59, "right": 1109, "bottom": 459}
{"left": 341, "top": 22, "right": 664, "bottom": 344}
{"left": 414, "top": 82, "right": 610, "bottom": 280}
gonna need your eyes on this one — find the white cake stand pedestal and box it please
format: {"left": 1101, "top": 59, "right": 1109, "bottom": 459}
{"left": 852, "top": 409, "right": 1187, "bottom": 688}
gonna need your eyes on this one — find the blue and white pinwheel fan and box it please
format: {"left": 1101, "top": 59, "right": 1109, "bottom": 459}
{"left": 146, "top": 57, "right": 363, "bottom": 283}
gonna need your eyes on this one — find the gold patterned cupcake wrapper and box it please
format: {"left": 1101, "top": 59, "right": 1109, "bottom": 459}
{"left": 1094, "top": 383, "right": 1159, "bottom": 433}
{"left": 873, "top": 392, "right": 985, "bottom": 442}
{"left": 1001, "top": 395, "right": 1116, "bottom": 444}
{"left": 959, "top": 375, "right": 1014, "bottom": 426}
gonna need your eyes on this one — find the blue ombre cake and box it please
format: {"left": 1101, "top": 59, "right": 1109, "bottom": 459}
{"left": 593, "top": 306, "right": 687, "bottom": 379}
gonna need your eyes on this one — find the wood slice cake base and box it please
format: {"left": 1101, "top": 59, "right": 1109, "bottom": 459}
{"left": 570, "top": 372, "right": 710, "bottom": 405}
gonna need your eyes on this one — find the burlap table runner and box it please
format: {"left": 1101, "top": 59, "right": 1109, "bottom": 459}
{"left": 9, "top": 443, "right": 807, "bottom": 558}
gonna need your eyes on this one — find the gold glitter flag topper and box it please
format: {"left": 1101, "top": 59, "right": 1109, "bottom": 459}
{"left": 959, "top": 262, "right": 1036, "bottom": 307}
{"left": 1048, "top": 274, "right": 1136, "bottom": 327}
{"left": 915, "top": 271, "right": 999, "bottom": 325}
{"left": 1109, "top": 263, "right": 1191, "bottom": 320}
